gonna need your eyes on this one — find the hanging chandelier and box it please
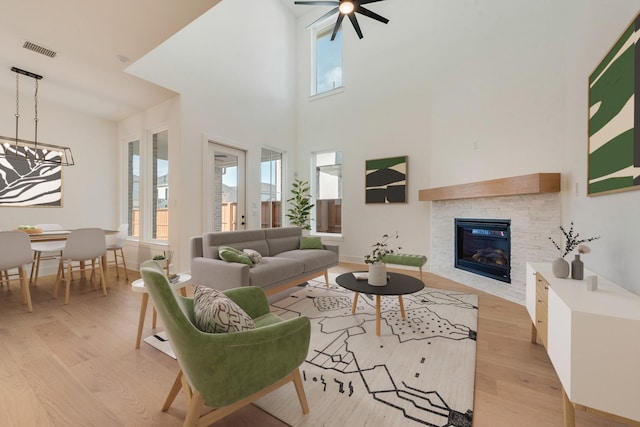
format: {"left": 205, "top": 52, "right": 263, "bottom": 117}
{"left": 0, "top": 67, "right": 75, "bottom": 166}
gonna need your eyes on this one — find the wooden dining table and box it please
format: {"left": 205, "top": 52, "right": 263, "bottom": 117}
{"left": 27, "top": 229, "right": 118, "bottom": 287}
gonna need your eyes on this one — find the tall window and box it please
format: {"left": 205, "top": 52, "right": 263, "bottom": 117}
{"left": 313, "top": 151, "right": 342, "bottom": 234}
{"left": 260, "top": 148, "right": 283, "bottom": 228}
{"left": 127, "top": 140, "right": 140, "bottom": 238}
{"left": 152, "top": 130, "right": 169, "bottom": 240}
{"left": 313, "top": 23, "right": 343, "bottom": 95}
{"left": 124, "top": 129, "right": 169, "bottom": 243}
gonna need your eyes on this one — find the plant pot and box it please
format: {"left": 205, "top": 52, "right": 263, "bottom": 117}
{"left": 368, "top": 263, "right": 387, "bottom": 286}
{"left": 552, "top": 257, "right": 570, "bottom": 278}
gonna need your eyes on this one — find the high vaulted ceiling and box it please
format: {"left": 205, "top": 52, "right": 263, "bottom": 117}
{"left": 0, "top": 0, "right": 221, "bottom": 122}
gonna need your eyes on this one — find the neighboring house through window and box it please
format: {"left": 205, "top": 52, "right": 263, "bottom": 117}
{"left": 261, "top": 148, "right": 283, "bottom": 228}
{"left": 125, "top": 128, "right": 169, "bottom": 242}
{"left": 153, "top": 130, "right": 169, "bottom": 241}
{"left": 127, "top": 139, "right": 140, "bottom": 238}
{"left": 313, "top": 151, "right": 342, "bottom": 234}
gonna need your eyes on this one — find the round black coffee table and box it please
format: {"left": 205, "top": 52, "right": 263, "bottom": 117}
{"left": 335, "top": 271, "right": 424, "bottom": 336}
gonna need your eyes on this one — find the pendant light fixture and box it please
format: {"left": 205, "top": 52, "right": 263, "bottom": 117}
{"left": 0, "top": 67, "right": 75, "bottom": 166}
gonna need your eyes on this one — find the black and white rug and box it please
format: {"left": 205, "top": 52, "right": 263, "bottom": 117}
{"left": 254, "top": 274, "right": 478, "bottom": 427}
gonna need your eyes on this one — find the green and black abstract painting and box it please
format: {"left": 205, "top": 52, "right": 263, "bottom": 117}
{"left": 588, "top": 13, "right": 640, "bottom": 196}
{"left": 365, "top": 156, "right": 407, "bottom": 203}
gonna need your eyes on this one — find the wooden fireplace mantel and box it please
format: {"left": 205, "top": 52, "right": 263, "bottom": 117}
{"left": 418, "top": 173, "right": 561, "bottom": 201}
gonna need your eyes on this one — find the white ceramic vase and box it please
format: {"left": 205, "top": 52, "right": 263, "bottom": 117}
{"left": 368, "top": 262, "right": 388, "bottom": 286}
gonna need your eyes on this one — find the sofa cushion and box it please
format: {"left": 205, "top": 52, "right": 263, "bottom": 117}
{"left": 249, "top": 257, "right": 305, "bottom": 288}
{"left": 219, "top": 246, "right": 253, "bottom": 266}
{"left": 299, "top": 236, "right": 323, "bottom": 250}
{"left": 265, "top": 227, "right": 302, "bottom": 255}
{"left": 193, "top": 285, "right": 255, "bottom": 333}
{"left": 243, "top": 248, "right": 263, "bottom": 264}
{"left": 275, "top": 249, "right": 339, "bottom": 272}
{"left": 202, "top": 230, "right": 268, "bottom": 259}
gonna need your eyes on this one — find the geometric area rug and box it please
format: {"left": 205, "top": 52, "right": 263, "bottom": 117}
{"left": 254, "top": 274, "right": 479, "bottom": 427}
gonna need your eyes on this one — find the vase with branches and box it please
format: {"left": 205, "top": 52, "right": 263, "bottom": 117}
{"left": 549, "top": 221, "right": 599, "bottom": 278}
{"left": 364, "top": 232, "right": 401, "bottom": 286}
{"left": 364, "top": 232, "right": 401, "bottom": 265}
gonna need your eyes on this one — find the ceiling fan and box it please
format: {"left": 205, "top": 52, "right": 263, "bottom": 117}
{"left": 294, "top": 0, "right": 389, "bottom": 41}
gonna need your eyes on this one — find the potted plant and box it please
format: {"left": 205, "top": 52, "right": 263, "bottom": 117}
{"left": 364, "top": 232, "right": 401, "bottom": 286}
{"left": 286, "top": 179, "right": 314, "bottom": 231}
{"left": 153, "top": 250, "right": 174, "bottom": 276}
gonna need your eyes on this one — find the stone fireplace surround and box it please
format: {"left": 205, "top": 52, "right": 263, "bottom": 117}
{"left": 430, "top": 193, "right": 560, "bottom": 305}
{"left": 421, "top": 173, "right": 562, "bottom": 305}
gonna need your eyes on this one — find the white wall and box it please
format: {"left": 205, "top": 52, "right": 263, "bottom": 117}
{"left": 0, "top": 91, "right": 117, "bottom": 229}
{"left": 124, "top": 0, "right": 297, "bottom": 272}
{"left": 295, "top": 0, "right": 432, "bottom": 262}
{"left": 294, "top": 0, "right": 640, "bottom": 294}
{"left": 119, "top": 0, "right": 640, "bottom": 295}
{"left": 562, "top": 0, "right": 640, "bottom": 294}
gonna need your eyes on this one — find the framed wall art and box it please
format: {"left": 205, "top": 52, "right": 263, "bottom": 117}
{"left": 0, "top": 145, "right": 62, "bottom": 207}
{"left": 588, "top": 11, "right": 640, "bottom": 196}
{"left": 365, "top": 155, "right": 407, "bottom": 203}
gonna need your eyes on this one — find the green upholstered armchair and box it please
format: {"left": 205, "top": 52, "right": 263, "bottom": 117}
{"left": 139, "top": 260, "right": 310, "bottom": 427}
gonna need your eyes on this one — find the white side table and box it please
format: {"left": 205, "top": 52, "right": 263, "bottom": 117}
{"left": 131, "top": 273, "right": 192, "bottom": 349}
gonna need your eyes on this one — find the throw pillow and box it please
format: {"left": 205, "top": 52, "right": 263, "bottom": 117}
{"left": 300, "top": 236, "right": 323, "bottom": 250}
{"left": 219, "top": 246, "right": 253, "bottom": 266}
{"left": 243, "top": 248, "right": 263, "bottom": 264}
{"left": 193, "top": 285, "right": 255, "bottom": 333}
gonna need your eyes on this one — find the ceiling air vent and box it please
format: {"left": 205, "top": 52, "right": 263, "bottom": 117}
{"left": 23, "top": 41, "right": 57, "bottom": 58}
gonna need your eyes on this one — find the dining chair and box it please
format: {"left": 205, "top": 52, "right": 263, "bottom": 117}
{"left": 0, "top": 231, "right": 34, "bottom": 312}
{"left": 106, "top": 223, "right": 128, "bottom": 280}
{"left": 30, "top": 223, "right": 67, "bottom": 286}
{"left": 53, "top": 228, "right": 107, "bottom": 305}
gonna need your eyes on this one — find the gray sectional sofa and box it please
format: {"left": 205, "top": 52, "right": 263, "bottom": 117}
{"left": 190, "top": 227, "right": 339, "bottom": 295}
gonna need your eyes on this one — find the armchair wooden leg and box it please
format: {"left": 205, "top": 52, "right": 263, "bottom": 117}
{"left": 293, "top": 368, "right": 309, "bottom": 414}
{"left": 183, "top": 391, "right": 205, "bottom": 427}
{"left": 162, "top": 370, "right": 184, "bottom": 411}
{"left": 324, "top": 270, "right": 329, "bottom": 288}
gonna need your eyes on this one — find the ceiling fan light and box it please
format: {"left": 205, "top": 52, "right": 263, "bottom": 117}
{"left": 339, "top": 1, "right": 355, "bottom": 14}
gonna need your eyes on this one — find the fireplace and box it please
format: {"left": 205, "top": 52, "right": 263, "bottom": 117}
{"left": 454, "top": 218, "right": 511, "bottom": 283}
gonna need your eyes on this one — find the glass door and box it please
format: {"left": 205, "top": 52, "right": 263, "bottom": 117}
{"left": 208, "top": 143, "right": 246, "bottom": 232}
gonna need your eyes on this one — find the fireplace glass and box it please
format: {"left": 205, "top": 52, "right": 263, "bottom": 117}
{"left": 454, "top": 218, "right": 511, "bottom": 283}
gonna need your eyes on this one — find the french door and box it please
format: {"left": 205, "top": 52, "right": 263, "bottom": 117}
{"left": 207, "top": 143, "right": 246, "bottom": 232}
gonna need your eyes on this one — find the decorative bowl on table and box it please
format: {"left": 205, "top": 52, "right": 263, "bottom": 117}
{"left": 15, "top": 226, "right": 43, "bottom": 234}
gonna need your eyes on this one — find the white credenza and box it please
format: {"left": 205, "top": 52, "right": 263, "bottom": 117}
{"left": 526, "top": 262, "right": 640, "bottom": 427}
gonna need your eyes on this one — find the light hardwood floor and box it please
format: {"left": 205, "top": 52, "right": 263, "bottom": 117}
{"left": 0, "top": 262, "right": 632, "bottom": 426}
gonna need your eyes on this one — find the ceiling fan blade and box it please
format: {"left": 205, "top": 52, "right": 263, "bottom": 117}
{"left": 360, "top": 0, "right": 386, "bottom": 4}
{"left": 306, "top": 7, "right": 340, "bottom": 29}
{"left": 331, "top": 14, "right": 345, "bottom": 41}
{"left": 347, "top": 13, "right": 364, "bottom": 39}
{"left": 356, "top": 5, "right": 389, "bottom": 24}
{"left": 294, "top": 1, "right": 339, "bottom": 5}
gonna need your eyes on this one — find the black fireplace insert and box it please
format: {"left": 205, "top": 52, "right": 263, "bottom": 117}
{"left": 454, "top": 218, "right": 511, "bottom": 283}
